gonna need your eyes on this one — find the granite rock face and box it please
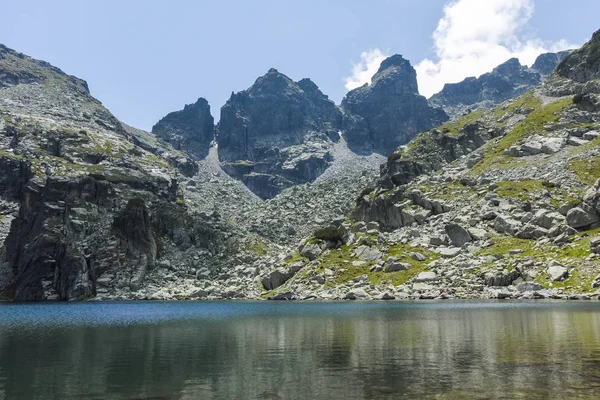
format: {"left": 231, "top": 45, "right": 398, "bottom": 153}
{"left": 217, "top": 68, "right": 342, "bottom": 199}
{"left": 341, "top": 55, "right": 448, "bottom": 155}
{"left": 151, "top": 98, "right": 214, "bottom": 159}
{"left": 557, "top": 30, "right": 600, "bottom": 82}
{"left": 430, "top": 52, "right": 571, "bottom": 118}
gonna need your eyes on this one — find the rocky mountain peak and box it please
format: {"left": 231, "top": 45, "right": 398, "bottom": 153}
{"left": 370, "top": 54, "right": 419, "bottom": 94}
{"left": 151, "top": 97, "right": 214, "bottom": 159}
{"left": 532, "top": 51, "right": 572, "bottom": 75}
{"left": 341, "top": 56, "right": 447, "bottom": 155}
{"left": 217, "top": 69, "right": 342, "bottom": 199}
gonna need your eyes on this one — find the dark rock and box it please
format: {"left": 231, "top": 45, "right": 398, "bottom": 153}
{"left": 268, "top": 291, "right": 295, "bottom": 300}
{"left": 532, "top": 51, "right": 573, "bottom": 75}
{"left": 341, "top": 55, "right": 448, "bottom": 155}
{"left": 445, "top": 223, "right": 472, "bottom": 247}
{"left": 152, "top": 98, "right": 214, "bottom": 159}
{"left": 112, "top": 198, "right": 157, "bottom": 290}
{"left": 557, "top": 30, "right": 600, "bottom": 83}
{"left": 218, "top": 69, "right": 342, "bottom": 198}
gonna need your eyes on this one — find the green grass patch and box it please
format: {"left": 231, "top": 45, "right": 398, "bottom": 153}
{"left": 316, "top": 242, "right": 438, "bottom": 287}
{"left": 568, "top": 157, "right": 600, "bottom": 186}
{"left": 495, "top": 180, "right": 547, "bottom": 201}
{"left": 477, "top": 232, "right": 600, "bottom": 292}
{"left": 245, "top": 236, "right": 271, "bottom": 256}
{"left": 439, "top": 109, "right": 485, "bottom": 137}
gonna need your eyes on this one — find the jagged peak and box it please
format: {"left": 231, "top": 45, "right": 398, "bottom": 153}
{"left": 376, "top": 54, "right": 411, "bottom": 74}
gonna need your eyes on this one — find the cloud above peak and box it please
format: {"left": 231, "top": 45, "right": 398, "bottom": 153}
{"left": 344, "top": 0, "right": 577, "bottom": 98}
{"left": 415, "top": 0, "right": 577, "bottom": 97}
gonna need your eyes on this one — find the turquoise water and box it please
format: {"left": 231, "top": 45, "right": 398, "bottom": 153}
{"left": 0, "top": 301, "right": 599, "bottom": 399}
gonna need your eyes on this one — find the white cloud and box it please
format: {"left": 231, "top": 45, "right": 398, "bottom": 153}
{"left": 415, "top": 0, "right": 577, "bottom": 97}
{"left": 344, "top": 0, "right": 577, "bottom": 98}
{"left": 344, "top": 49, "right": 389, "bottom": 91}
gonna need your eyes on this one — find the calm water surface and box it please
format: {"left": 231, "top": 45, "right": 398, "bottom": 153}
{"left": 0, "top": 301, "right": 599, "bottom": 399}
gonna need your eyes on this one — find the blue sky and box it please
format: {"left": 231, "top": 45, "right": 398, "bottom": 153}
{"left": 1, "top": 0, "right": 598, "bottom": 130}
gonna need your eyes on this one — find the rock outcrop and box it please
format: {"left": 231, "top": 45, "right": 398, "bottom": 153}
{"left": 556, "top": 30, "right": 600, "bottom": 82}
{"left": 151, "top": 98, "right": 214, "bottom": 159}
{"left": 217, "top": 68, "right": 342, "bottom": 199}
{"left": 341, "top": 55, "right": 448, "bottom": 155}
{"left": 430, "top": 52, "right": 571, "bottom": 118}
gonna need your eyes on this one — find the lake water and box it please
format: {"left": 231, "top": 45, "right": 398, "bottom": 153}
{"left": 0, "top": 301, "right": 599, "bottom": 399}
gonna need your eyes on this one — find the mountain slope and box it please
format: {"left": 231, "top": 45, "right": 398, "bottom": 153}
{"left": 259, "top": 30, "right": 600, "bottom": 301}
{"left": 0, "top": 44, "right": 229, "bottom": 300}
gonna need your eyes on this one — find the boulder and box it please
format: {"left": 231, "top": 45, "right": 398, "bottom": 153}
{"left": 445, "top": 223, "right": 473, "bottom": 246}
{"left": 344, "top": 288, "right": 370, "bottom": 300}
{"left": 516, "top": 282, "right": 544, "bottom": 292}
{"left": 355, "top": 245, "right": 383, "bottom": 262}
{"left": 566, "top": 207, "right": 599, "bottom": 229}
{"left": 494, "top": 215, "right": 521, "bottom": 235}
{"left": 547, "top": 261, "right": 569, "bottom": 282}
{"left": 300, "top": 242, "right": 323, "bottom": 260}
{"left": 414, "top": 271, "right": 438, "bottom": 282}
{"left": 384, "top": 257, "right": 410, "bottom": 272}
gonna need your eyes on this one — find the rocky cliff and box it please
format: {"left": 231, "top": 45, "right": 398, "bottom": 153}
{"left": 429, "top": 51, "right": 571, "bottom": 118}
{"left": 341, "top": 55, "right": 448, "bottom": 155}
{"left": 0, "top": 44, "right": 229, "bottom": 300}
{"left": 151, "top": 98, "right": 214, "bottom": 159}
{"left": 217, "top": 68, "right": 342, "bottom": 199}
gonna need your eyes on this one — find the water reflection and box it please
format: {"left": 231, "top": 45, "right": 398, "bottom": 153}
{"left": 0, "top": 301, "right": 599, "bottom": 399}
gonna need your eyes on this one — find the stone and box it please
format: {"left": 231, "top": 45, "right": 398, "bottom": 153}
{"left": 547, "top": 261, "right": 569, "bottom": 282}
{"left": 344, "top": 288, "right": 370, "bottom": 300}
{"left": 445, "top": 223, "right": 473, "bottom": 246}
{"left": 583, "top": 130, "right": 600, "bottom": 141}
{"left": 261, "top": 269, "right": 289, "bottom": 291}
{"left": 517, "top": 282, "right": 544, "bottom": 292}
{"left": 414, "top": 272, "right": 439, "bottom": 282}
{"left": 438, "top": 247, "right": 461, "bottom": 258}
{"left": 409, "top": 252, "right": 426, "bottom": 261}
{"left": 355, "top": 245, "right": 383, "bottom": 262}
{"left": 566, "top": 207, "right": 599, "bottom": 229}
{"left": 468, "top": 228, "right": 489, "bottom": 241}
{"left": 494, "top": 215, "right": 521, "bottom": 235}
{"left": 377, "top": 292, "right": 395, "bottom": 300}
{"left": 384, "top": 257, "right": 410, "bottom": 272}
{"left": 300, "top": 242, "right": 323, "bottom": 261}
{"left": 541, "top": 137, "right": 565, "bottom": 154}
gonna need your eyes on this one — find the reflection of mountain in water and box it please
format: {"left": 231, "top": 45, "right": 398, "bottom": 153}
{"left": 0, "top": 302, "right": 600, "bottom": 399}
